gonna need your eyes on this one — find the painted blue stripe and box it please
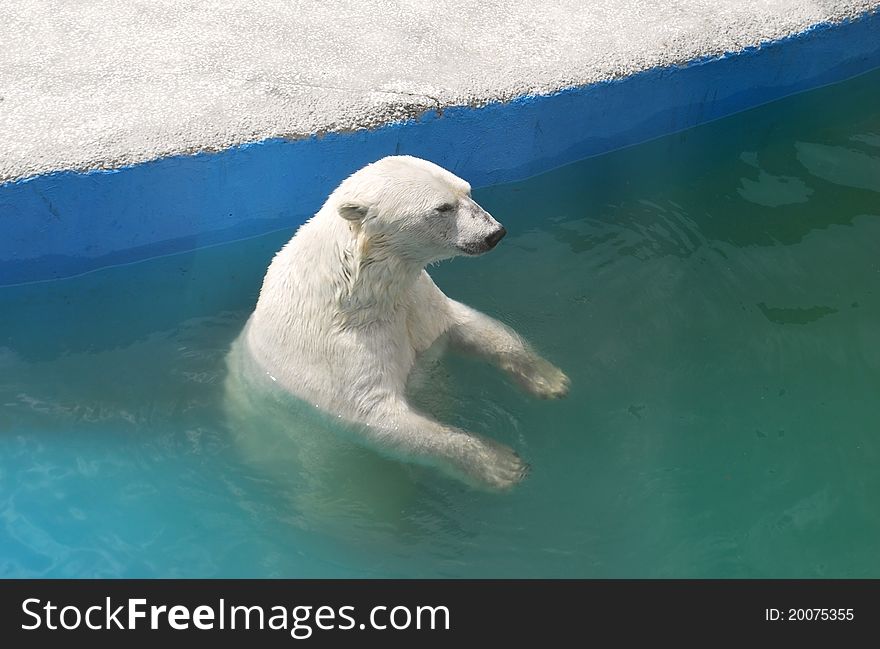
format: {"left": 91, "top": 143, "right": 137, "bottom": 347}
{"left": 1, "top": 11, "right": 879, "bottom": 285}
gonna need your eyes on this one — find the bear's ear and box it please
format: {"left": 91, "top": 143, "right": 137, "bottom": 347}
{"left": 338, "top": 202, "right": 369, "bottom": 222}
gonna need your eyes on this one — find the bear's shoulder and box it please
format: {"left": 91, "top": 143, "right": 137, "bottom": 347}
{"left": 405, "top": 271, "right": 452, "bottom": 353}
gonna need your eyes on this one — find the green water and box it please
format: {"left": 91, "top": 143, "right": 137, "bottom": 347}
{"left": 1, "top": 68, "right": 879, "bottom": 577}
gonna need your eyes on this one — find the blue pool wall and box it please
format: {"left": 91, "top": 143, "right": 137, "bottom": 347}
{"left": 2, "top": 11, "right": 879, "bottom": 286}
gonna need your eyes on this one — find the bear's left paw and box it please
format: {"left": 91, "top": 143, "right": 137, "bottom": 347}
{"left": 458, "top": 435, "right": 531, "bottom": 491}
{"left": 506, "top": 355, "right": 570, "bottom": 399}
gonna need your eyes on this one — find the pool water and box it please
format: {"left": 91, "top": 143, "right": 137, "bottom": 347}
{"left": 2, "top": 67, "right": 879, "bottom": 578}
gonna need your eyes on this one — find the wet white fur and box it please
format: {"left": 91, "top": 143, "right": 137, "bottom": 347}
{"left": 228, "top": 156, "right": 569, "bottom": 490}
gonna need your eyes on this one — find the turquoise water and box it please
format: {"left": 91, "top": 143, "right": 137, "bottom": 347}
{"left": 2, "top": 68, "right": 880, "bottom": 578}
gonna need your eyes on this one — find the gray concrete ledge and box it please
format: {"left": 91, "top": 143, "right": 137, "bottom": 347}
{"left": 1, "top": 0, "right": 879, "bottom": 183}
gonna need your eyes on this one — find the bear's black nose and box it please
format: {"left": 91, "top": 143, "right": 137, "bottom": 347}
{"left": 485, "top": 227, "right": 507, "bottom": 249}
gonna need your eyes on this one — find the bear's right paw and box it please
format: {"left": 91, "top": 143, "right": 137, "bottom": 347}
{"left": 453, "top": 436, "right": 530, "bottom": 492}
{"left": 505, "top": 355, "right": 570, "bottom": 400}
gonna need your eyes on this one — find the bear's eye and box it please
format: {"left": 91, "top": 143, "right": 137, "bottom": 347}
{"left": 436, "top": 203, "right": 455, "bottom": 213}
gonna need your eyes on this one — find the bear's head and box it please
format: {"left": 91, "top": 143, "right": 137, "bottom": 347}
{"left": 331, "top": 156, "right": 506, "bottom": 264}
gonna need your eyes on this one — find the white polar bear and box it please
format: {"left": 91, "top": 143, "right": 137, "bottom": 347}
{"left": 226, "top": 155, "right": 569, "bottom": 491}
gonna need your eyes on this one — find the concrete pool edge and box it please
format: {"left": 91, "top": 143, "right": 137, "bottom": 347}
{"left": 2, "top": 10, "right": 879, "bottom": 286}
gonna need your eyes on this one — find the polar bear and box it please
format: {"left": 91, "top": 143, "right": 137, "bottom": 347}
{"left": 226, "top": 155, "right": 569, "bottom": 492}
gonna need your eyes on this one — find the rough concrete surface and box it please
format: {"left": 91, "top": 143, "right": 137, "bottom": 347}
{"left": 1, "top": 0, "right": 878, "bottom": 182}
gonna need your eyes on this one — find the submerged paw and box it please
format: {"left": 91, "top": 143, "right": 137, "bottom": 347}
{"left": 465, "top": 437, "right": 530, "bottom": 492}
{"left": 513, "top": 357, "right": 570, "bottom": 399}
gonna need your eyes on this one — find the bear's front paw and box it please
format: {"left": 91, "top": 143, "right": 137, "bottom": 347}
{"left": 505, "top": 355, "right": 570, "bottom": 400}
{"left": 453, "top": 435, "right": 530, "bottom": 492}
